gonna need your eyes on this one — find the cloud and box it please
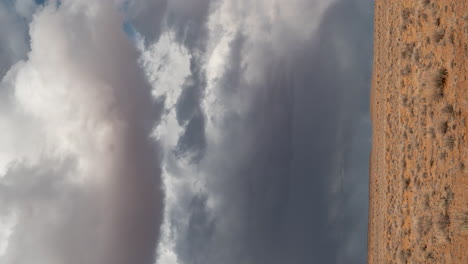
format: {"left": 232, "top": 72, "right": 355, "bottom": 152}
{"left": 0, "top": 1, "right": 163, "bottom": 263}
{"left": 0, "top": 0, "right": 373, "bottom": 263}
{"left": 124, "top": 0, "right": 168, "bottom": 43}
{"left": 152, "top": 0, "right": 373, "bottom": 263}
{"left": 0, "top": 1, "right": 30, "bottom": 77}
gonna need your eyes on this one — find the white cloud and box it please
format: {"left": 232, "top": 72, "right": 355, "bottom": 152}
{"left": 0, "top": 1, "right": 163, "bottom": 263}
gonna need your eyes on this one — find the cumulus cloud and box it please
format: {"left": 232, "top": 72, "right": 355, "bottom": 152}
{"left": 0, "top": 1, "right": 163, "bottom": 263}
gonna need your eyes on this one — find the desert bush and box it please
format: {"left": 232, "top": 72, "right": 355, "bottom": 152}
{"left": 435, "top": 67, "right": 448, "bottom": 86}
{"left": 399, "top": 249, "right": 412, "bottom": 263}
{"left": 423, "top": 193, "right": 431, "bottom": 209}
{"left": 426, "top": 252, "right": 435, "bottom": 261}
{"left": 404, "top": 178, "right": 411, "bottom": 190}
{"left": 403, "top": 9, "right": 412, "bottom": 20}
{"left": 450, "top": 59, "right": 456, "bottom": 69}
{"left": 421, "top": 0, "right": 431, "bottom": 7}
{"left": 401, "top": 64, "right": 412, "bottom": 76}
{"left": 418, "top": 216, "right": 433, "bottom": 236}
{"left": 439, "top": 151, "right": 448, "bottom": 160}
{"left": 426, "top": 127, "right": 436, "bottom": 138}
{"left": 444, "top": 135, "right": 455, "bottom": 149}
{"left": 438, "top": 121, "right": 448, "bottom": 134}
{"left": 460, "top": 162, "right": 466, "bottom": 172}
{"left": 441, "top": 104, "right": 454, "bottom": 114}
{"left": 432, "top": 67, "right": 448, "bottom": 99}
{"left": 437, "top": 213, "right": 451, "bottom": 231}
{"left": 449, "top": 31, "right": 455, "bottom": 44}
{"left": 421, "top": 12, "right": 428, "bottom": 22}
{"left": 442, "top": 186, "right": 454, "bottom": 206}
{"left": 433, "top": 28, "right": 445, "bottom": 43}
{"left": 401, "top": 43, "right": 415, "bottom": 59}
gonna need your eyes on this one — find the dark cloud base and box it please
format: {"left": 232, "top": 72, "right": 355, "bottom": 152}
{"left": 165, "top": 0, "right": 374, "bottom": 263}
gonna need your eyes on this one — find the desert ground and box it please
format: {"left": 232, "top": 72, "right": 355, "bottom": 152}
{"left": 369, "top": 0, "right": 468, "bottom": 263}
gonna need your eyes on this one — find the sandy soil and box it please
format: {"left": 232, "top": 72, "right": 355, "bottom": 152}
{"left": 369, "top": 1, "right": 468, "bottom": 263}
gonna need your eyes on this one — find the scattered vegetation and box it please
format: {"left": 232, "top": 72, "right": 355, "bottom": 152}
{"left": 372, "top": 2, "right": 465, "bottom": 262}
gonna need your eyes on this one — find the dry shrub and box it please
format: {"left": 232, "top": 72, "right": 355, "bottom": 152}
{"left": 439, "top": 151, "right": 448, "bottom": 160}
{"left": 399, "top": 249, "right": 412, "bottom": 263}
{"left": 401, "top": 43, "right": 415, "bottom": 59}
{"left": 444, "top": 135, "right": 455, "bottom": 150}
{"left": 433, "top": 28, "right": 445, "bottom": 43}
{"left": 433, "top": 67, "right": 448, "bottom": 99}
{"left": 404, "top": 178, "right": 411, "bottom": 190}
{"left": 402, "top": 8, "right": 412, "bottom": 20}
{"left": 421, "top": 0, "right": 431, "bottom": 7}
{"left": 443, "top": 186, "right": 454, "bottom": 206}
{"left": 441, "top": 104, "right": 454, "bottom": 114}
{"left": 437, "top": 213, "right": 451, "bottom": 232}
{"left": 401, "top": 64, "right": 412, "bottom": 76}
{"left": 421, "top": 68, "right": 448, "bottom": 100}
{"left": 438, "top": 121, "right": 448, "bottom": 134}
{"left": 418, "top": 216, "right": 433, "bottom": 236}
{"left": 449, "top": 31, "right": 455, "bottom": 44}
{"left": 460, "top": 162, "right": 466, "bottom": 172}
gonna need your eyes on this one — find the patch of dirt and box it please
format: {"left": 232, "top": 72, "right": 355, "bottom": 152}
{"left": 369, "top": 1, "right": 468, "bottom": 263}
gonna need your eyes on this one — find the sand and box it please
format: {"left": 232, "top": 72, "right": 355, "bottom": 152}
{"left": 369, "top": 1, "right": 468, "bottom": 263}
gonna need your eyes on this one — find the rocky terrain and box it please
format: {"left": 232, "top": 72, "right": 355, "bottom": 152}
{"left": 369, "top": 1, "right": 468, "bottom": 263}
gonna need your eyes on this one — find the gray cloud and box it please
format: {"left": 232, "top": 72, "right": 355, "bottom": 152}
{"left": 156, "top": 0, "right": 373, "bottom": 263}
{"left": 0, "top": 1, "right": 30, "bottom": 77}
{"left": 125, "top": 0, "right": 168, "bottom": 43}
{"left": 165, "top": 0, "right": 211, "bottom": 51}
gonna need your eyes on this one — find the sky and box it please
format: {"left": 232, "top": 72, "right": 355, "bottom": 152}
{"left": 0, "top": 0, "right": 373, "bottom": 264}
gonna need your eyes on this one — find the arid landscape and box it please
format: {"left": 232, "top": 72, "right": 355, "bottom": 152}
{"left": 369, "top": 0, "right": 468, "bottom": 263}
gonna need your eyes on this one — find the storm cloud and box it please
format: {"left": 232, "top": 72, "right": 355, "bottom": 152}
{"left": 0, "top": 0, "right": 373, "bottom": 264}
{"left": 152, "top": 0, "right": 373, "bottom": 263}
